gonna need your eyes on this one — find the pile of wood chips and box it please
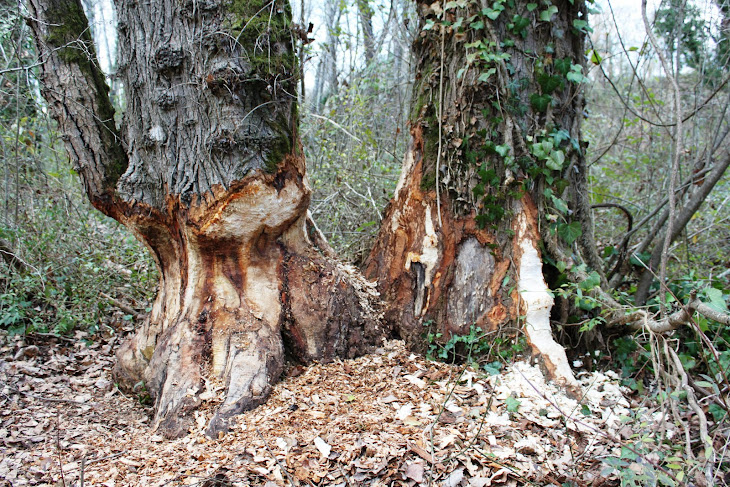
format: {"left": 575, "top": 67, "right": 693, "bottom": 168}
{"left": 1, "top": 333, "right": 639, "bottom": 486}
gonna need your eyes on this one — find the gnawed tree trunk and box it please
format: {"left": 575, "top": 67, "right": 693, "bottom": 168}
{"left": 27, "top": 0, "right": 383, "bottom": 438}
{"left": 366, "top": 0, "right": 596, "bottom": 392}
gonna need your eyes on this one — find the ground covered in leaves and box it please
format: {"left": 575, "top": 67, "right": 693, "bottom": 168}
{"left": 1, "top": 332, "right": 663, "bottom": 486}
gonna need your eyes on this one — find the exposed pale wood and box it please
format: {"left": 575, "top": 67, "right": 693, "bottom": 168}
{"left": 365, "top": 0, "right": 590, "bottom": 389}
{"left": 28, "top": 0, "right": 385, "bottom": 438}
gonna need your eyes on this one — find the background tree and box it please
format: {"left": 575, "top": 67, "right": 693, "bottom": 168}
{"left": 304, "top": 0, "right": 416, "bottom": 263}
{"left": 26, "top": 0, "right": 384, "bottom": 438}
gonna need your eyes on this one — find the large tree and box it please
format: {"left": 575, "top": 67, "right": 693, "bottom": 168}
{"left": 27, "top": 0, "right": 384, "bottom": 437}
{"left": 365, "top": 0, "right": 599, "bottom": 391}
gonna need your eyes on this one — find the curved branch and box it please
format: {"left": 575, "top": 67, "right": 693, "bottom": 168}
{"left": 543, "top": 232, "right": 730, "bottom": 334}
{"left": 25, "top": 0, "right": 126, "bottom": 215}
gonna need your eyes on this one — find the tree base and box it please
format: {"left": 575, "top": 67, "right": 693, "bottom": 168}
{"left": 113, "top": 183, "right": 384, "bottom": 438}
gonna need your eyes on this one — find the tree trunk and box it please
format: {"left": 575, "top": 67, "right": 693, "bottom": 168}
{"left": 27, "top": 0, "right": 383, "bottom": 438}
{"left": 366, "top": 0, "right": 593, "bottom": 392}
{"left": 358, "top": 0, "right": 376, "bottom": 64}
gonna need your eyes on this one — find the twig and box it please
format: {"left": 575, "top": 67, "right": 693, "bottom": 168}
{"left": 664, "top": 339, "right": 714, "bottom": 482}
{"left": 56, "top": 408, "right": 66, "bottom": 487}
{"left": 255, "top": 428, "right": 295, "bottom": 486}
{"left": 642, "top": 0, "right": 683, "bottom": 317}
{"left": 26, "top": 332, "right": 76, "bottom": 343}
{"left": 308, "top": 113, "right": 363, "bottom": 143}
{"left": 343, "top": 181, "right": 382, "bottom": 220}
{"left": 99, "top": 291, "right": 144, "bottom": 321}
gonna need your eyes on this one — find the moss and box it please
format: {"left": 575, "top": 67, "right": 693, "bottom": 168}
{"left": 420, "top": 169, "right": 436, "bottom": 191}
{"left": 225, "top": 0, "right": 296, "bottom": 79}
{"left": 45, "top": 0, "right": 93, "bottom": 64}
{"left": 264, "top": 128, "right": 292, "bottom": 173}
{"left": 222, "top": 0, "right": 298, "bottom": 174}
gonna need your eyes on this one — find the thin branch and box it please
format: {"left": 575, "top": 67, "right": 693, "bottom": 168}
{"left": 99, "top": 291, "right": 145, "bottom": 321}
{"left": 308, "top": 113, "right": 363, "bottom": 142}
{"left": 642, "top": 0, "right": 683, "bottom": 316}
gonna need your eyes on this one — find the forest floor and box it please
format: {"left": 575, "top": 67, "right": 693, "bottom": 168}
{"left": 0, "top": 330, "right": 666, "bottom": 486}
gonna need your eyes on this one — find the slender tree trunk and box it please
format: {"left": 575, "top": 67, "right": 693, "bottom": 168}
{"left": 366, "top": 0, "right": 592, "bottom": 391}
{"left": 27, "top": 0, "right": 383, "bottom": 438}
{"left": 358, "top": 0, "right": 376, "bottom": 64}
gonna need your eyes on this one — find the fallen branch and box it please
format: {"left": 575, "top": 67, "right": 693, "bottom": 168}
{"left": 604, "top": 293, "right": 730, "bottom": 333}
{"left": 542, "top": 232, "right": 730, "bottom": 334}
{"left": 99, "top": 292, "right": 145, "bottom": 321}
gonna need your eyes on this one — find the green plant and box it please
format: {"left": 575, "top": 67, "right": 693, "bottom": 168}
{"left": 599, "top": 409, "right": 701, "bottom": 487}
{"left": 424, "top": 322, "right": 527, "bottom": 371}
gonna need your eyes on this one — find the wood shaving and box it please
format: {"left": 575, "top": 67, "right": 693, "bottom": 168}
{"left": 1, "top": 333, "right": 648, "bottom": 486}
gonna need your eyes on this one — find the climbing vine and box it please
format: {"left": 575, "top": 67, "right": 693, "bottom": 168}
{"left": 414, "top": 0, "right": 595, "bottom": 247}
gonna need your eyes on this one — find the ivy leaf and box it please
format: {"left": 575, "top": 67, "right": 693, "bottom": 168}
{"left": 444, "top": 0, "right": 463, "bottom": 10}
{"left": 554, "top": 57, "right": 571, "bottom": 75}
{"left": 539, "top": 5, "right": 558, "bottom": 22}
{"left": 572, "top": 19, "right": 591, "bottom": 33}
{"left": 537, "top": 73, "right": 564, "bottom": 94}
{"left": 566, "top": 64, "right": 587, "bottom": 83}
{"left": 546, "top": 150, "right": 565, "bottom": 170}
{"left": 495, "top": 144, "right": 510, "bottom": 157}
{"left": 529, "top": 93, "right": 551, "bottom": 113}
{"left": 470, "top": 20, "right": 485, "bottom": 30}
{"left": 580, "top": 271, "right": 601, "bottom": 291}
{"left": 483, "top": 361, "right": 503, "bottom": 376}
{"left": 589, "top": 49, "right": 603, "bottom": 65}
{"left": 526, "top": 3, "right": 538, "bottom": 12}
{"left": 530, "top": 140, "right": 551, "bottom": 159}
{"left": 473, "top": 183, "right": 485, "bottom": 198}
{"left": 484, "top": 8, "right": 502, "bottom": 20}
{"left": 477, "top": 68, "right": 496, "bottom": 82}
{"left": 509, "top": 15, "right": 530, "bottom": 37}
{"left": 709, "top": 404, "right": 728, "bottom": 422}
{"left": 557, "top": 221, "right": 582, "bottom": 245}
{"left": 551, "top": 195, "right": 569, "bottom": 214}
{"left": 702, "top": 287, "right": 728, "bottom": 313}
{"left": 505, "top": 396, "right": 521, "bottom": 413}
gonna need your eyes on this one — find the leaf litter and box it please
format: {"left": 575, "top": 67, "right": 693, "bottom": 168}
{"left": 0, "top": 332, "right": 655, "bottom": 486}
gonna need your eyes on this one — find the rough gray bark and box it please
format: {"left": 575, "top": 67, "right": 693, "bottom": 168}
{"left": 27, "top": 0, "right": 384, "bottom": 438}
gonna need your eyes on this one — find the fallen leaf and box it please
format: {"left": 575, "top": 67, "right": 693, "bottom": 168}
{"left": 405, "top": 461, "right": 425, "bottom": 482}
{"left": 381, "top": 394, "right": 398, "bottom": 404}
{"left": 443, "top": 467, "right": 464, "bottom": 487}
{"left": 314, "top": 436, "right": 331, "bottom": 458}
{"left": 396, "top": 403, "right": 413, "bottom": 420}
{"left": 404, "top": 374, "right": 426, "bottom": 388}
